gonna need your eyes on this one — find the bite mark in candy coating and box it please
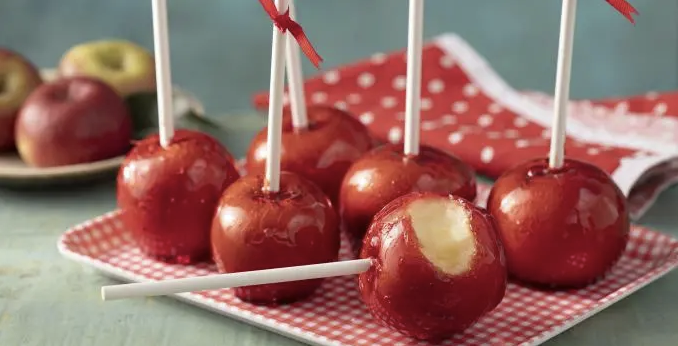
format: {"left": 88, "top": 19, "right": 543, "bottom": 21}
{"left": 358, "top": 192, "right": 507, "bottom": 340}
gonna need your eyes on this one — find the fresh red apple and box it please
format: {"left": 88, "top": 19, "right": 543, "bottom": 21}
{"left": 59, "top": 40, "right": 155, "bottom": 97}
{"left": 211, "top": 172, "right": 340, "bottom": 304}
{"left": 117, "top": 129, "right": 239, "bottom": 264}
{"left": 15, "top": 76, "right": 132, "bottom": 167}
{"left": 339, "top": 144, "right": 477, "bottom": 246}
{"left": 0, "top": 48, "right": 43, "bottom": 151}
{"left": 486, "top": 158, "right": 630, "bottom": 288}
{"left": 246, "top": 105, "right": 374, "bottom": 205}
{"left": 359, "top": 192, "right": 507, "bottom": 340}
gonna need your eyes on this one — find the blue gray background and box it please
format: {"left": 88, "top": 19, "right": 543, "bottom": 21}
{"left": 1, "top": 0, "right": 675, "bottom": 116}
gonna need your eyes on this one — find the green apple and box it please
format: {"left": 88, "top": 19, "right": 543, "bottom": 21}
{"left": 58, "top": 39, "right": 155, "bottom": 98}
{"left": 0, "top": 48, "right": 43, "bottom": 151}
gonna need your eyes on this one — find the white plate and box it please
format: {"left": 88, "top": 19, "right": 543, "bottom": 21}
{"left": 0, "top": 69, "right": 205, "bottom": 187}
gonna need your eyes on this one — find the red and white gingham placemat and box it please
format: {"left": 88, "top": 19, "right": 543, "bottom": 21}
{"left": 252, "top": 33, "right": 678, "bottom": 220}
{"left": 58, "top": 182, "right": 678, "bottom": 346}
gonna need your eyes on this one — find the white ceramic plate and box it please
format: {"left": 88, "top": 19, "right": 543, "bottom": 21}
{"left": 0, "top": 69, "right": 205, "bottom": 187}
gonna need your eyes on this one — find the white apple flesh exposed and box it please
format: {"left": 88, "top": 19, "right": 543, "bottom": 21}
{"left": 358, "top": 192, "right": 507, "bottom": 341}
{"left": 408, "top": 198, "right": 476, "bottom": 276}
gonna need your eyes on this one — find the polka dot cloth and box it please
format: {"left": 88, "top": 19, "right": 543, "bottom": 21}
{"left": 59, "top": 181, "right": 678, "bottom": 346}
{"left": 252, "top": 33, "right": 678, "bottom": 220}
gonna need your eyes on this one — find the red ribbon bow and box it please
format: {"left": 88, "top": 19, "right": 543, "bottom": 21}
{"left": 258, "top": 0, "right": 323, "bottom": 69}
{"left": 606, "top": 0, "right": 639, "bottom": 24}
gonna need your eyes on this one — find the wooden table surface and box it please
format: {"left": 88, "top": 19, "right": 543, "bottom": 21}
{"left": 0, "top": 113, "right": 676, "bottom": 346}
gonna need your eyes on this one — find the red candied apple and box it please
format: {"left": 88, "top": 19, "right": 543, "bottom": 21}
{"left": 211, "top": 172, "right": 340, "bottom": 304}
{"left": 486, "top": 158, "right": 630, "bottom": 288}
{"left": 117, "top": 129, "right": 239, "bottom": 264}
{"left": 0, "top": 48, "right": 43, "bottom": 151}
{"left": 359, "top": 192, "right": 507, "bottom": 340}
{"left": 246, "top": 105, "right": 374, "bottom": 205}
{"left": 339, "top": 144, "right": 476, "bottom": 244}
{"left": 15, "top": 76, "right": 132, "bottom": 167}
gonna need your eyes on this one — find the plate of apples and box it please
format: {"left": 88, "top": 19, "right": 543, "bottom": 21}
{"left": 0, "top": 39, "right": 212, "bottom": 186}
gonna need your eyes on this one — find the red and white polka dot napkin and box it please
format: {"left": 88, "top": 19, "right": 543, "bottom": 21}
{"left": 252, "top": 33, "right": 678, "bottom": 220}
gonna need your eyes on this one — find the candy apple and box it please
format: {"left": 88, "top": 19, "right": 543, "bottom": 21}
{"left": 117, "top": 129, "right": 239, "bottom": 264}
{"left": 211, "top": 172, "right": 340, "bottom": 304}
{"left": 15, "top": 76, "right": 132, "bottom": 167}
{"left": 339, "top": 144, "right": 476, "bottom": 245}
{"left": 0, "top": 48, "right": 43, "bottom": 151}
{"left": 486, "top": 158, "right": 630, "bottom": 288}
{"left": 58, "top": 40, "right": 155, "bottom": 97}
{"left": 246, "top": 105, "right": 374, "bottom": 205}
{"left": 359, "top": 192, "right": 507, "bottom": 340}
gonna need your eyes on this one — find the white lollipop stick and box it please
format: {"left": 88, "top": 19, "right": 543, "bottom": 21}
{"left": 151, "top": 0, "right": 175, "bottom": 148}
{"left": 403, "top": 0, "right": 424, "bottom": 156}
{"left": 101, "top": 259, "right": 372, "bottom": 301}
{"left": 264, "top": 0, "right": 289, "bottom": 193}
{"left": 285, "top": 0, "right": 308, "bottom": 129}
{"left": 548, "top": 0, "right": 577, "bottom": 169}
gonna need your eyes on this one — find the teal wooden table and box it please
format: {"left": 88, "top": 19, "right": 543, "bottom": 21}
{"left": 0, "top": 114, "right": 677, "bottom": 346}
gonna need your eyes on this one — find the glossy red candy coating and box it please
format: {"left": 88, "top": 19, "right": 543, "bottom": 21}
{"left": 358, "top": 192, "right": 507, "bottom": 340}
{"left": 246, "top": 105, "right": 374, "bottom": 205}
{"left": 487, "top": 158, "right": 630, "bottom": 288}
{"left": 211, "top": 172, "right": 340, "bottom": 304}
{"left": 117, "top": 129, "right": 239, "bottom": 264}
{"left": 339, "top": 144, "right": 477, "bottom": 244}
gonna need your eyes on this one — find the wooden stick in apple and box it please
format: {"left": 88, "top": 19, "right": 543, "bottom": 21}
{"left": 101, "top": 259, "right": 372, "bottom": 300}
{"left": 205, "top": 0, "right": 336, "bottom": 305}
{"left": 403, "top": 0, "right": 424, "bottom": 156}
{"left": 102, "top": 192, "right": 507, "bottom": 340}
{"left": 485, "top": 1, "right": 636, "bottom": 290}
{"left": 547, "top": 0, "right": 576, "bottom": 169}
{"left": 285, "top": 0, "right": 308, "bottom": 129}
{"left": 246, "top": 0, "right": 373, "bottom": 206}
{"left": 261, "top": 0, "right": 324, "bottom": 191}
{"left": 549, "top": 0, "right": 638, "bottom": 167}
{"left": 338, "top": 1, "right": 476, "bottom": 248}
{"left": 151, "top": 0, "right": 175, "bottom": 148}
{"left": 246, "top": 1, "right": 375, "bottom": 209}
{"left": 263, "top": 0, "right": 290, "bottom": 192}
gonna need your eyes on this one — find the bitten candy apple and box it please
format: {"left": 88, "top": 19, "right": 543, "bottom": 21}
{"left": 487, "top": 158, "right": 630, "bottom": 288}
{"left": 246, "top": 105, "right": 374, "bottom": 205}
{"left": 339, "top": 144, "right": 476, "bottom": 244}
{"left": 359, "top": 192, "right": 507, "bottom": 340}
{"left": 211, "top": 172, "right": 340, "bottom": 304}
{"left": 117, "top": 129, "right": 239, "bottom": 264}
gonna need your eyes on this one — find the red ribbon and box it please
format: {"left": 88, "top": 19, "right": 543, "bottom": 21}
{"left": 259, "top": 0, "right": 323, "bottom": 69}
{"left": 606, "top": 0, "right": 639, "bottom": 24}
